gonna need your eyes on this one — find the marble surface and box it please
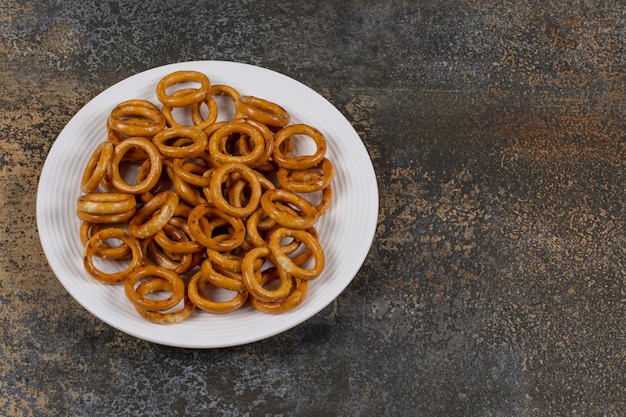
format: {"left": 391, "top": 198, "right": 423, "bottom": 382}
{"left": 1, "top": 1, "right": 624, "bottom": 415}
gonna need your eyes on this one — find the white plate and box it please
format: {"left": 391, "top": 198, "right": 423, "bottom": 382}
{"left": 37, "top": 61, "right": 378, "bottom": 348}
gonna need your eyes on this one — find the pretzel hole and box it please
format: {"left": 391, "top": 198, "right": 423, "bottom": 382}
{"left": 200, "top": 282, "right": 241, "bottom": 303}
{"left": 288, "top": 133, "right": 318, "bottom": 158}
{"left": 164, "top": 81, "right": 203, "bottom": 97}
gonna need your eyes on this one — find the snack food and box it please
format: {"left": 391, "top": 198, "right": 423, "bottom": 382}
{"left": 77, "top": 70, "right": 335, "bottom": 323}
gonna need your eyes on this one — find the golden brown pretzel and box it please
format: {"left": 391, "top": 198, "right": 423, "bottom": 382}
{"left": 232, "top": 117, "right": 275, "bottom": 169}
{"left": 81, "top": 142, "right": 114, "bottom": 193}
{"left": 76, "top": 192, "right": 137, "bottom": 224}
{"left": 201, "top": 257, "right": 245, "bottom": 292}
{"left": 132, "top": 278, "right": 196, "bottom": 324}
{"left": 161, "top": 88, "right": 219, "bottom": 131}
{"left": 244, "top": 208, "right": 301, "bottom": 256}
{"left": 146, "top": 239, "right": 195, "bottom": 275}
{"left": 108, "top": 137, "right": 163, "bottom": 195}
{"left": 124, "top": 265, "right": 185, "bottom": 311}
{"left": 251, "top": 272, "right": 308, "bottom": 314}
{"left": 276, "top": 157, "right": 335, "bottom": 193}
{"left": 235, "top": 95, "right": 290, "bottom": 127}
{"left": 190, "top": 93, "right": 219, "bottom": 129}
{"left": 80, "top": 221, "right": 131, "bottom": 260}
{"left": 156, "top": 70, "right": 211, "bottom": 107}
{"left": 241, "top": 246, "right": 293, "bottom": 302}
{"left": 187, "top": 270, "right": 248, "bottom": 314}
{"left": 153, "top": 218, "right": 204, "bottom": 255}
{"left": 207, "top": 121, "right": 267, "bottom": 166}
{"left": 108, "top": 102, "right": 166, "bottom": 138}
{"left": 260, "top": 189, "right": 318, "bottom": 230}
{"left": 77, "top": 192, "right": 136, "bottom": 215}
{"left": 127, "top": 190, "right": 179, "bottom": 239}
{"left": 83, "top": 228, "right": 144, "bottom": 284}
{"left": 152, "top": 126, "right": 208, "bottom": 159}
{"left": 187, "top": 203, "right": 246, "bottom": 252}
{"left": 268, "top": 227, "right": 325, "bottom": 280}
{"left": 209, "top": 162, "right": 262, "bottom": 218}
{"left": 165, "top": 163, "right": 208, "bottom": 207}
{"left": 171, "top": 151, "right": 214, "bottom": 187}
{"left": 226, "top": 171, "right": 276, "bottom": 220}
{"left": 272, "top": 124, "right": 327, "bottom": 170}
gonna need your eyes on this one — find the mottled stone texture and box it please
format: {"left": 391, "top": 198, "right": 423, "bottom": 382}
{"left": 1, "top": 1, "right": 624, "bottom": 416}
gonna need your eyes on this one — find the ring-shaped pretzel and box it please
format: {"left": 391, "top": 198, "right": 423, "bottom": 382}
{"left": 108, "top": 137, "right": 162, "bottom": 195}
{"left": 77, "top": 192, "right": 136, "bottom": 215}
{"left": 208, "top": 122, "right": 266, "bottom": 166}
{"left": 280, "top": 170, "right": 333, "bottom": 216}
{"left": 81, "top": 142, "right": 114, "bottom": 193}
{"left": 191, "top": 93, "right": 219, "bottom": 130}
{"left": 235, "top": 95, "right": 291, "bottom": 128}
{"left": 153, "top": 218, "right": 204, "bottom": 254}
{"left": 124, "top": 265, "right": 185, "bottom": 312}
{"left": 156, "top": 70, "right": 211, "bottom": 107}
{"left": 276, "top": 226, "right": 318, "bottom": 267}
{"left": 152, "top": 126, "right": 208, "bottom": 159}
{"left": 107, "top": 129, "right": 150, "bottom": 161}
{"left": 277, "top": 169, "right": 333, "bottom": 216}
{"left": 107, "top": 116, "right": 155, "bottom": 137}
{"left": 232, "top": 117, "right": 275, "bottom": 168}
{"left": 209, "top": 162, "right": 262, "bottom": 218}
{"left": 172, "top": 153, "right": 213, "bottom": 187}
{"left": 128, "top": 190, "right": 179, "bottom": 239}
{"left": 245, "top": 208, "right": 300, "bottom": 255}
{"left": 80, "top": 222, "right": 131, "bottom": 259}
{"left": 206, "top": 249, "right": 244, "bottom": 273}
{"left": 226, "top": 171, "right": 276, "bottom": 217}
{"left": 205, "top": 249, "right": 264, "bottom": 273}
{"left": 272, "top": 124, "right": 327, "bottom": 170}
{"left": 161, "top": 88, "right": 219, "bottom": 131}
{"left": 269, "top": 227, "right": 325, "bottom": 280}
{"left": 83, "top": 228, "right": 144, "bottom": 284}
{"left": 201, "top": 258, "right": 245, "bottom": 292}
{"left": 242, "top": 246, "right": 293, "bottom": 302}
{"left": 260, "top": 189, "right": 318, "bottom": 230}
{"left": 187, "top": 203, "right": 245, "bottom": 252}
{"left": 133, "top": 278, "right": 195, "bottom": 324}
{"left": 164, "top": 163, "right": 208, "bottom": 207}
{"left": 146, "top": 239, "right": 194, "bottom": 275}
{"left": 108, "top": 104, "right": 166, "bottom": 137}
{"left": 76, "top": 207, "right": 137, "bottom": 224}
{"left": 251, "top": 273, "right": 308, "bottom": 314}
{"left": 175, "top": 161, "right": 212, "bottom": 187}
{"left": 187, "top": 270, "right": 248, "bottom": 314}
{"left": 276, "top": 157, "right": 335, "bottom": 193}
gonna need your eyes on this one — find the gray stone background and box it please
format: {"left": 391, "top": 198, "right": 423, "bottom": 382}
{"left": 1, "top": 1, "right": 624, "bottom": 416}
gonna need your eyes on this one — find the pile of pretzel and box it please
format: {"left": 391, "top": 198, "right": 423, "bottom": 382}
{"left": 77, "top": 70, "right": 334, "bottom": 323}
